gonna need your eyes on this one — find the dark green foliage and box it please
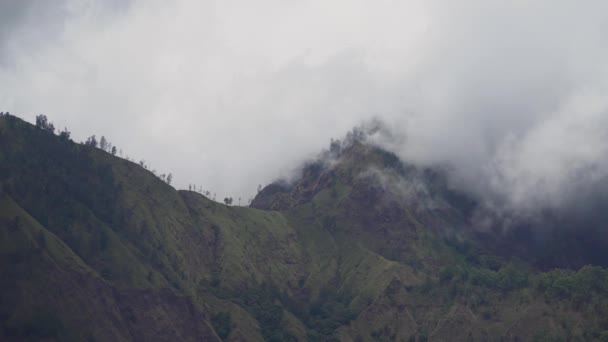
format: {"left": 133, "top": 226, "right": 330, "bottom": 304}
{"left": 439, "top": 266, "right": 456, "bottom": 284}
{"left": 5, "top": 309, "right": 67, "bottom": 340}
{"left": 215, "top": 283, "right": 295, "bottom": 341}
{"left": 36, "top": 231, "right": 46, "bottom": 248}
{"left": 35, "top": 114, "right": 55, "bottom": 134}
{"left": 378, "top": 149, "right": 408, "bottom": 175}
{"left": 322, "top": 215, "right": 337, "bottom": 230}
{"left": 329, "top": 138, "right": 341, "bottom": 155}
{"left": 303, "top": 286, "right": 356, "bottom": 339}
{"left": 533, "top": 265, "right": 608, "bottom": 303}
{"left": 215, "top": 281, "right": 355, "bottom": 341}
{"left": 370, "top": 328, "right": 382, "bottom": 340}
{"left": 59, "top": 127, "right": 71, "bottom": 141}
{"left": 467, "top": 263, "right": 529, "bottom": 291}
{"left": 84, "top": 135, "right": 97, "bottom": 147}
{"left": 211, "top": 312, "right": 232, "bottom": 340}
{"left": 0, "top": 116, "right": 123, "bottom": 253}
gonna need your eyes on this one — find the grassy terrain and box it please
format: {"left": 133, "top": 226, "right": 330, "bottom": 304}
{"left": 2, "top": 114, "right": 608, "bottom": 341}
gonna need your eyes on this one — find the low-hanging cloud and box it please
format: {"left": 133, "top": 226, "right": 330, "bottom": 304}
{"left": 1, "top": 0, "right": 608, "bottom": 211}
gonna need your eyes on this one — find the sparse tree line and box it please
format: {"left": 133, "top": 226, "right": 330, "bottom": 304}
{"left": 188, "top": 185, "right": 217, "bottom": 201}
{"left": 30, "top": 113, "right": 175, "bottom": 186}
{"left": 185, "top": 184, "right": 254, "bottom": 207}
{"left": 1, "top": 112, "right": 257, "bottom": 207}
{"left": 83, "top": 134, "right": 174, "bottom": 186}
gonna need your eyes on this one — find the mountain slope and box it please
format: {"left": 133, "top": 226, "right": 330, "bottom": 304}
{"left": 1, "top": 114, "right": 608, "bottom": 341}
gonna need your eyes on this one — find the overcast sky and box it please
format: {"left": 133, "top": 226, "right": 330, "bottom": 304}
{"left": 2, "top": 0, "right": 608, "bottom": 210}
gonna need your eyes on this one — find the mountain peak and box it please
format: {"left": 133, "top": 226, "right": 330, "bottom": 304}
{"left": 3, "top": 113, "right": 608, "bottom": 341}
{"left": 251, "top": 138, "right": 400, "bottom": 210}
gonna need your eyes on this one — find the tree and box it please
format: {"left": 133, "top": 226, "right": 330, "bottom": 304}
{"left": 224, "top": 197, "right": 233, "bottom": 206}
{"left": 85, "top": 135, "right": 98, "bottom": 148}
{"left": 111, "top": 146, "right": 117, "bottom": 155}
{"left": 100, "top": 136, "right": 108, "bottom": 151}
{"left": 59, "top": 127, "right": 71, "bottom": 140}
{"left": 35, "top": 114, "right": 48, "bottom": 128}
{"left": 329, "top": 138, "right": 341, "bottom": 155}
{"left": 35, "top": 114, "right": 55, "bottom": 133}
{"left": 166, "top": 173, "right": 172, "bottom": 185}
{"left": 211, "top": 312, "right": 232, "bottom": 340}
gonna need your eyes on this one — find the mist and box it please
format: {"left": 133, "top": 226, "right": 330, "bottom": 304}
{"left": 1, "top": 0, "right": 608, "bottom": 211}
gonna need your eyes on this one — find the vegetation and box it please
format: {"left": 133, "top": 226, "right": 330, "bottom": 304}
{"left": 1, "top": 113, "right": 608, "bottom": 341}
{"left": 211, "top": 312, "right": 233, "bottom": 340}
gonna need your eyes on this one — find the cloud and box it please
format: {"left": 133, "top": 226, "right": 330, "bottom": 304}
{"left": 1, "top": 0, "right": 608, "bottom": 211}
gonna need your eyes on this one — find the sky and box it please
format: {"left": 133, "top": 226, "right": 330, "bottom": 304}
{"left": 2, "top": 0, "right": 608, "bottom": 210}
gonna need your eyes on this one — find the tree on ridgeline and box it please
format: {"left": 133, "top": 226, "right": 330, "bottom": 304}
{"left": 100, "top": 136, "right": 108, "bottom": 151}
{"left": 35, "top": 114, "right": 55, "bottom": 133}
{"left": 224, "top": 197, "right": 233, "bottom": 206}
{"left": 329, "top": 138, "right": 341, "bottom": 155}
{"left": 59, "top": 127, "right": 71, "bottom": 140}
{"left": 85, "top": 135, "right": 98, "bottom": 148}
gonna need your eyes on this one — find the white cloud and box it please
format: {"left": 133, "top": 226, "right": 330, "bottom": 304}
{"left": 1, "top": 0, "right": 608, "bottom": 210}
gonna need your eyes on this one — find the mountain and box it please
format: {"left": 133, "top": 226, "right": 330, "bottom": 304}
{"left": 1, "top": 113, "right": 608, "bottom": 341}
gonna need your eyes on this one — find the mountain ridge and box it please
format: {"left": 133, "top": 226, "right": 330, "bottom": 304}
{"left": 2, "top": 113, "right": 608, "bottom": 341}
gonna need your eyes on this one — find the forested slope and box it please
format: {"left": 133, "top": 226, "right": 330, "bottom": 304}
{"left": 1, "top": 114, "right": 608, "bottom": 341}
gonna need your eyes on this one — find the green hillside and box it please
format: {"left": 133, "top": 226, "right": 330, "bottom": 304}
{"left": 1, "top": 113, "right": 608, "bottom": 341}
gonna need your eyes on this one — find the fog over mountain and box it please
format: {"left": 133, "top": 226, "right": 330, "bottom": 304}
{"left": 1, "top": 0, "right": 608, "bottom": 210}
